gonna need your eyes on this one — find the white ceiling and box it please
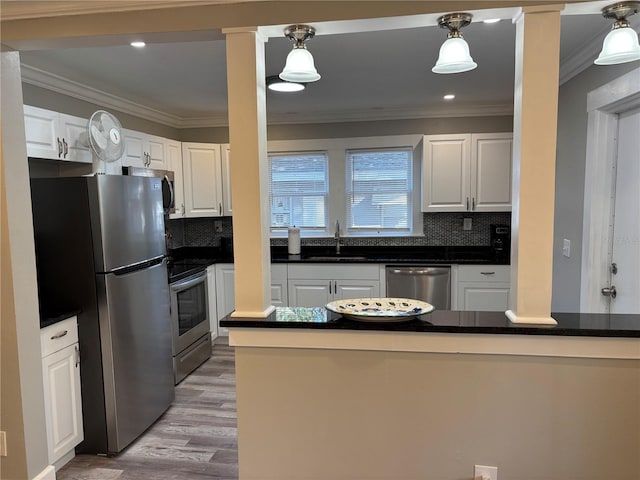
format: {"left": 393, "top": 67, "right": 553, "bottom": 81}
{"left": 16, "top": 6, "right": 637, "bottom": 127}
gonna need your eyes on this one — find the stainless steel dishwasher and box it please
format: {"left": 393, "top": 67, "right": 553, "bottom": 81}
{"left": 385, "top": 266, "right": 451, "bottom": 310}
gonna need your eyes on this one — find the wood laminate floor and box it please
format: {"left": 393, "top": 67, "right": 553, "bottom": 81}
{"left": 57, "top": 340, "right": 238, "bottom": 480}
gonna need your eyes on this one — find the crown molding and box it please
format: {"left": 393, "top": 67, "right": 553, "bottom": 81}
{"left": 20, "top": 64, "right": 185, "bottom": 127}
{"left": 265, "top": 103, "right": 514, "bottom": 125}
{"left": 20, "top": 63, "right": 513, "bottom": 130}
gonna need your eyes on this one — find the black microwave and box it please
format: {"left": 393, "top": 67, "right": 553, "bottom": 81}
{"left": 122, "top": 166, "right": 175, "bottom": 215}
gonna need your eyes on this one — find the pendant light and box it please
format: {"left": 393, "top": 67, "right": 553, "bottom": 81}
{"left": 279, "top": 25, "right": 321, "bottom": 83}
{"left": 432, "top": 13, "right": 477, "bottom": 74}
{"left": 595, "top": 2, "right": 640, "bottom": 65}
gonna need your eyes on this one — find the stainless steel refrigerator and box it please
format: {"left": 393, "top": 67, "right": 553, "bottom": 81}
{"left": 30, "top": 174, "right": 174, "bottom": 455}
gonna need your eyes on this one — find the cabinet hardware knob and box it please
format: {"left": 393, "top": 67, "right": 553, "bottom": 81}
{"left": 472, "top": 197, "right": 475, "bottom": 210}
{"left": 466, "top": 197, "right": 469, "bottom": 211}
{"left": 329, "top": 281, "right": 332, "bottom": 295}
{"left": 57, "top": 138, "right": 63, "bottom": 157}
{"left": 51, "top": 330, "right": 68, "bottom": 339}
{"left": 480, "top": 272, "right": 495, "bottom": 275}
{"left": 63, "top": 138, "right": 68, "bottom": 158}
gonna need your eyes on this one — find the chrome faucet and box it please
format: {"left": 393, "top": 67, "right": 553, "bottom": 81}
{"left": 334, "top": 219, "right": 341, "bottom": 255}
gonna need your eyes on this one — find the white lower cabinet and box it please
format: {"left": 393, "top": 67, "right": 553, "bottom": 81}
{"left": 206, "top": 265, "right": 218, "bottom": 340}
{"left": 271, "top": 264, "right": 288, "bottom": 307}
{"left": 453, "top": 265, "right": 510, "bottom": 311}
{"left": 287, "top": 264, "right": 380, "bottom": 307}
{"left": 215, "top": 263, "right": 235, "bottom": 336}
{"left": 40, "top": 316, "right": 83, "bottom": 468}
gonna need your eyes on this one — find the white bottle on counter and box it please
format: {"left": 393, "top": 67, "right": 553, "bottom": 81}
{"left": 288, "top": 226, "right": 300, "bottom": 255}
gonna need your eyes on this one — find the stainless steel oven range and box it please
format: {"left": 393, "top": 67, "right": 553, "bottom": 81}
{"left": 169, "top": 267, "right": 211, "bottom": 384}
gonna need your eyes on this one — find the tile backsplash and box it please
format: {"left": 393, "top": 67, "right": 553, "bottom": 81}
{"left": 166, "top": 212, "right": 511, "bottom": 249}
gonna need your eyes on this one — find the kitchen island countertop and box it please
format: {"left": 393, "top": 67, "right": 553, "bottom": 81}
{"left": 221, "top": 307, "right": 640, "bottom": 338}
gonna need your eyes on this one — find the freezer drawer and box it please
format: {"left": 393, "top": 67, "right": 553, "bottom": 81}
{"left": 385, "top": 266, "right": 451, "bottom": 310}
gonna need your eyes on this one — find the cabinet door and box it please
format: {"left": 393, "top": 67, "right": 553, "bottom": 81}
{"left": 182, "top": 142, "right": 223, "bottom": 217}
{"left": 215, "top": 264, "right": 235, "bottom": 335}
{"left": 288, "top": 279, "right": 332, "bottom": 307}
{"left": 457, "top": 282, "right": 510, "bottom": 311}
{"left": 59, "top": 113, "right": 92, "bottom": 164}
{"left": 24, "top": 105, "right": 62, "bottom": 160}
{"left": 471, "top": 133, "right": 512, "bottom": 212}
{"left": 167, "top": 140, "right": 185, "bottom": 219}
{"left": 221, "top": 144, "right": 233, "bottom": 216}
{"left": 207, "top": 265, "right": 218, "bottom": 340}
{"left": 271, "top": 264, "right": 288, "bottom": 307}
{"left": 422, "top": 134, "right": 471, "bottom": 212}
{"left": 42, "top": 343, "right": 83, "bottom": 464}
{"left": 334, "top": 280, "right": 380, "bottom": 300}
{"left": 146, "top": 134, "right": 167, "bottom": 169}
{"left": 122, "top": 129, "right": 146, "bottom": 168}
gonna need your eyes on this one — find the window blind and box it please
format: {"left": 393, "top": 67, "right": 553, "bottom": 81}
{"left": 346, "top": 148, "right": 413, "bottom": 234}
{"left": 268, "top": 152, "right": 329, "bottom": 234}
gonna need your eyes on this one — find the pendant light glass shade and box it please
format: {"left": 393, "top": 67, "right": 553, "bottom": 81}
{"left": 279, "top": 46, "right": 321, "bottom": 82}
{"left": 432, "top": 36, "right": 478, "bottom": 74}
{"left": 594, "top": 26, "right": 640, "bottom": 65}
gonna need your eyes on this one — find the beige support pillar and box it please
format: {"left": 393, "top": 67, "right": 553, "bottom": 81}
{"left": 224, "top": 27, "right": 275, "bottom": 318}
{"left": 506, "top": 5, "right": 563, "bottom": 325}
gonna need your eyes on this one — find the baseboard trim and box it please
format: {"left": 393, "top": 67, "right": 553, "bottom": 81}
{"left": 32, "top": 465, "right": 55, "bottom": 480}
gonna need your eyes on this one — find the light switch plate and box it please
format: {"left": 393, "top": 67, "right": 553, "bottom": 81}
{"left": 463, "top": 217, "right": 472, "bottom": 230}
{"left": 562, "top": 238, "right": 570, "bottom": 258}
{"left": 474, "top": 464, "right": 497, "bottom": 480}
{"left": 214, "top": 220, "right": 223, "bottom": 233}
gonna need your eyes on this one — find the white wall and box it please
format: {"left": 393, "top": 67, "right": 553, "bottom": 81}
{"left": 553, "top": 61, "right": 639, "bottom": 312}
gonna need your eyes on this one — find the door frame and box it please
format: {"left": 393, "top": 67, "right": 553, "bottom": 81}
{"left": 580, "top": 67, "right": 640, "bottom": 313}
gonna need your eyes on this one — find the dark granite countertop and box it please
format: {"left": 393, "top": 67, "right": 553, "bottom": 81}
{"left": 40, "top": 309, "right": 82, "bottom": 329}
{"left": 169, "top": 245, "right": 509, "bottom": 265}
{"left": 221, "top": 307, "right": 640, "bottom": 338}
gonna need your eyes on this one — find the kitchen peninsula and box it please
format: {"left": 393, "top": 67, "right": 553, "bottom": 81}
{"left": 222, "top": 309, "right": 640, "bottom": 480}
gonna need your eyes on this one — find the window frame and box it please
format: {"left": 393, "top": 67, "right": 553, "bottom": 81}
{"left": 267, "top": 150, "right": 330, "bottom": 237}
{"left": 345, "top": 146, "right": 414, "bottom": 236}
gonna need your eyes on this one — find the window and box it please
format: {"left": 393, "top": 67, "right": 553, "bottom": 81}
{"left": 346, "top": 148, "right": 413, "bottom": 235}
{"left": 268, "top": 152, "right": 329, "bottom": 235}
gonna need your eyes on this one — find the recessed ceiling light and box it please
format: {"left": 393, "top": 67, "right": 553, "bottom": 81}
{"left": 483, "top": 18, "right": 501, "bottom": 24}
{"left": 130, "top": 41, "right": 146, "bottom": 48}
{"left": 443, "top": 94, "right": 456, "bottom": 100}
{"left": 266, "top": 75, "right": 305, "bottom": 92}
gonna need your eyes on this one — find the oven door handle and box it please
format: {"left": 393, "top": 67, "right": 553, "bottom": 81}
{"left": 170, "top": 270, "right": 207, "bottom": 292}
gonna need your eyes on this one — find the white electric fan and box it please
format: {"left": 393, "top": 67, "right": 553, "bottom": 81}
{"left": 84, "top": 110, "right": 125, "bottom": 174}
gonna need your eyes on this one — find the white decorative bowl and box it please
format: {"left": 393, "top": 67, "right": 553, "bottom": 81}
{"left": 326, "top": 297, "right": 435, "bottom": 322}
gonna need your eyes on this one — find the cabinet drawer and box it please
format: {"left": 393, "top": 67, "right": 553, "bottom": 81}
{"left": 287, "top": 263, "right": 380, "bottom": 280}
{"left": 456, "top": 265, "right": 510, "bottom": 283}
{"left": 41, "top": 316, "right": 78, "bottom": 357}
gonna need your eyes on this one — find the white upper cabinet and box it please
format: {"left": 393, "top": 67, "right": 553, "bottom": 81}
{"left": 182, "top": 142, "right": 223, "bottom": 217}
{"left": 470, "top": 133, "right": 513, "bottom": 211}
{"left": 24, "top": 105, "right": 91, "bottom": 163}
{"left": 122, "top": 129, "right": 167, "bottom": 169}
{"left": 221, "top": 143, "right": 233, "bottom": 216}
{"left": 422, "top": 133, "right": 512, "bottom": 212}
{"left": 421, "top": 134, "right": 471, "bottom": 212}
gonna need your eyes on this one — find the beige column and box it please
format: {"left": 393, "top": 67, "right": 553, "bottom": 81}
{"left": 507, "top": 5, "right": 563, "bottom": 325}
{"left": 224, "top": 27, "right": 275, "bottom": 318}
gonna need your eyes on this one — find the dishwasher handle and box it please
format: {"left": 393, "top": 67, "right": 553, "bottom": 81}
{"left": 386, "top": 267, "right": 450, "bottom": 276}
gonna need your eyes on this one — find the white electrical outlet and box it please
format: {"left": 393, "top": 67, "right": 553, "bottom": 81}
{"left": 0, "top": 430, "right": 7, "bottom": 456}
{"left": 562, "top": 238, "right": 571, "bottom": 258}
{"left": 214, "top": 220, "right": 223, "bottom": 233}
{"left": 474, "top": 464, "right": 497, "bottom": 480}
{"left": 463, "top": 217, "right": 473, "bottom": 231}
